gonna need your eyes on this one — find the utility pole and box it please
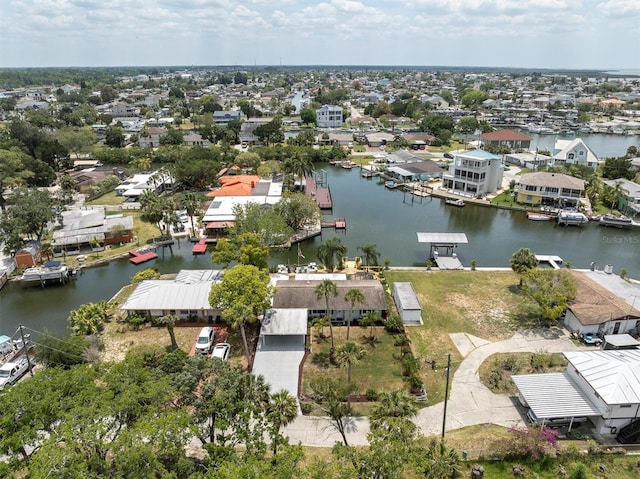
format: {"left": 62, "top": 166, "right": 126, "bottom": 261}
{"left": 441, "top": 353, "right": 451, "bottom": 440}
{"left": 18, "top": 325, "right": 34, "bottom": 377}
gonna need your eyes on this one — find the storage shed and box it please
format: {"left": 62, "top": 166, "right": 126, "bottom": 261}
{"left": 392, "top": 282, "right": 422, "bottom": 325}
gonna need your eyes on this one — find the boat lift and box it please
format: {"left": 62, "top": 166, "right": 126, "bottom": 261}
{"left": 416, "top": 232, "right": 468, "bottom": 270}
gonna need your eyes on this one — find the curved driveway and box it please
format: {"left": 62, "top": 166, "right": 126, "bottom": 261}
{"left": 284, "top": 328, "right": 586, "bottom": 446}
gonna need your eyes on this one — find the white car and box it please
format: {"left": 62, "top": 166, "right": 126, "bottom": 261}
{"left": 211, "top": 342, "right": 231, "bottom": 361}
{"left": 195, "top": 327, "right": 215, "bottom": 354}
{"left": 0, "top": 359, "right": 30, "bottom": 390}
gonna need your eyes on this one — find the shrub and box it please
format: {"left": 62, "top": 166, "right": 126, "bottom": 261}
{"left": 384, "top": 314, "right": 404, "bottom": 333}
{"left": 492, "top": 425, "right": 559, "bottom": 461}
{"left": 365, "top": 388, "right": 378, "bottom": 401}
{"left": 125, "top": 312, "right": 148, "bottom": 330}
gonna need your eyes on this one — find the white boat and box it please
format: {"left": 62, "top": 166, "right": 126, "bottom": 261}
{"left": 557, "top": 211, "right": 589, "bottom": 226}
{"left": 21, "top": 261, "right": 76, "bottom": 286}
{"left": 527, "top": 212, "right": 553, "bottom": 221}
{"left": 385, "top": 181, "right": 398, "bottom": 189}
{"left": 445, "top": 198, "right": 465, "bottom": 207}
{"left": 599, "top": 214, "right": 633, "bottom": 229}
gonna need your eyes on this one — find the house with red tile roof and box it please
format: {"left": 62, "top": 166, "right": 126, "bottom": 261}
{"left": 481, "top": 129, "right": 531, "bottom": 150}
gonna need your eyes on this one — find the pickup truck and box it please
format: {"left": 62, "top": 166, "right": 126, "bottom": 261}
{"left": 0, "top": 359, "right": 30, "bottom": 390}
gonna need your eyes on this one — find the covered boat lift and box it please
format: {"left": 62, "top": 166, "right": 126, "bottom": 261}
{"left": 417, "top": 232, "right": 468, "bottom": 270}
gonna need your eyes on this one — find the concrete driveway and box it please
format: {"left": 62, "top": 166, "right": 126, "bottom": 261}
{"left": 252, "top": 335, "right": 305, "bottom": 399}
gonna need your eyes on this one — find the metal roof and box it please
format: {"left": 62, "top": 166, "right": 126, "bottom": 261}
{"left": 393, "top": 282, "right": 421, "bottom": 310}
{"left": 121, "top": 279, "right": 215, "bottom": 311}
{"left": 564, "top": 350, "right": 640, "bottom": 405}
{"left": 604, "top": 334, "right": 640, "bottom": 348}
{"left": 512, "top": 372, "right": 601, "bottom": 419}
{"left": 174, "top": 269, "right": 222, "bottom": 283}
{"left": 260, "top": 309, "right": 308, "bottom": 335}
{"left": 417, "top": 232, "right": 468, "bottom": 244}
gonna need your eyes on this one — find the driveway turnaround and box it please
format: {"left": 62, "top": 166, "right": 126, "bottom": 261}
{"left": 252, "top": 335, "right": 305, "bottom": 399}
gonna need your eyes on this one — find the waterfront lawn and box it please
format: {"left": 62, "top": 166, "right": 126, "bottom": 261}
{"left": 383, "top": 270, "right": 525, "bottom": 404}
{"left": 302, "top": 326, "right": 406, "bottom": 397}
{"left": 427, "top": 140, "right": 466, "bottom": 153}
{"left": 490, "top": 190, "right": 518, "bottom": 207}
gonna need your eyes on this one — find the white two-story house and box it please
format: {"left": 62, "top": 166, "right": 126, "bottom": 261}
{"left": 552, "top": 138, "right": 599, "bottom": 169}
{"left": 316, "top": 105, "right": 343, "bottom": 128}
{"left": 442, "top": 149, "right": 503, "bottom": 197}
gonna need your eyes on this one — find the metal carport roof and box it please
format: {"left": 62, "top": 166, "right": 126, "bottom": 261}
{"left": 512, "top": 372, "right": 601, "bottom": 419}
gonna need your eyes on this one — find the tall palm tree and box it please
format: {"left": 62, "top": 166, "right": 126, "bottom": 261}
{"left": 344, "top": 288, "right": 365, "bottom": 340}
{"left": 266, "top": 389, "right": 298, "bottom": 455}
{"left": 509, "top": 247, "right": 538, "bottom": 287}
{"left": 157, "top": 314, "right": 179, "bottom": 350}
{"left": 357, "top": 243, "right": 380, "bottom": 271}
{"left": 180, "top": 193, "right": 202, "bottom": 237}
{"left": 315, "top": 279, "right": 338, "bottom": 352}
{"left": 311, "top": 315, "right": 329, "bottom": 339}
{"left": 335, "top": 341, "right": 366, "bottom": 411}
{"left": 285, "top": 150, "right": 314, "bottom": 191}
{"left": 370, "top": 388, "right": 419, "bottom": 440}
{"left": 316, "top": 237, "right": 347, "bottom": 272}
{"left": 360, "top": 311, "right": 380, "bottom": 340}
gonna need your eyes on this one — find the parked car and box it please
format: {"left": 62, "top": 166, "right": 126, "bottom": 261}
{"left": 195, "top": 327, "right": 215, "bottom": 354}
{"left": 580, "top": 333, "right": 603, "bottom": 346}
{"left": 211, "top": 342, "right": 231, "bottom": 361}
{"left": 444, "top": 152, "right": 454, "bottom": 159}
{"left": 0, "top": 359, "right": 30, "bottom": 390}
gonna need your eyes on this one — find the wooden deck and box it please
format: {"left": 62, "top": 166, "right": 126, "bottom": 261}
{"left": 321, "top": 218, "right": 347, "bottom": 229}
{"left": 305, "top": 176, "right": 333, "bottom": 209}
{"left": 129, "top": 250, "right": 158, "bottom": 264}
{"left": 191, "top": 238, "right": 207, "bottom": 255}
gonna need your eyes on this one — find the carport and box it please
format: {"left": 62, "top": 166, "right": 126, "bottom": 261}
{"left": 252, "top": 309, "right": 307, "bottom": 400}
{"left": 512, "top": 372, "right": 601, "bottom": 430}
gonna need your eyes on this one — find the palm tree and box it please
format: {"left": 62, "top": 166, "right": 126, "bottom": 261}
{"left": 357, "top": 243, "right": 380, "bottom": 271}
{"left": 266, "top": 390, "right": 298, "bottom": 455}
{"left": 180, "top": 193, "right": 202, "bottom": 237}
{"left": 315, "top": 279, "right": 338, "bottom": 352}
{"left": 509, "top": 247, "right": 538, "bottom": 287}
{"left": 370, "top": 388, "right": 419, "bottom": 441}
{"left": 225, "top": 302, "right": 254, "bottom": 365}
{"left": 316, "top": 237, "right": 347, "bottom": 272}
{"left": 157, "top": 314, "right": 179, "bottom": 350}
{"left": 335, "top": 341, "right": 366, "bottom": 411}
{"left": 311, "top": 315, "right": 329, "bottom": 339}
{"left": 285, "top": 151, "right": 314, "bottom": 192}
{"left": 344, "top": 288, "right": 365, "bottom": 340}
{"left": 360, "top": 311, "right": 380, "bottom": 340}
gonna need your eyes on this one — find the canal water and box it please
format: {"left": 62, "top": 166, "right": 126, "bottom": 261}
{"left": 1, "top": 134, "right": 639, "bottom": 337}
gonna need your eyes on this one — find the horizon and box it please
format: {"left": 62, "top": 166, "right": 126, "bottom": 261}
{"left": 1, "top": 1, "right": 637, "bottom": 71}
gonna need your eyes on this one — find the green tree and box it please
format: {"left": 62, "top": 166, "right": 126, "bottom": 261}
{"left": 522, "top": 268, "right": 576, "bottom": 325}
{"left": 131, "top": 267, "right": 161, "bottom": 283}
{"left": 59, "top": 173, "right": 76, "bottom": 203}
{"left": 211, "top": 232, "right": 270, "bottom": 269}
{"left": 157, "top": 314, "right": 179, "bottom": 350}
{"left": 105, "top": 125, "right": 125, "bottom": 148}
{"left": 179, "top": 192, "right": 202, "bottom": 236}
{"left": 360, "top": 311, "right": 380, "bottom": 340}
{"left": 209, "top": 264, "right": 273, "bottom": 365}
{"left": 510, "top": 247, "right": 539, "bottom": 287}
{"left": 335, "top": 341, "right": 366, "bottom": 411}
{"left": 0, "top": 148, "right": 33, "bottom": 210}
{"left": 283, "top": 152, "right": 314, "bottom": 191}
{"left": 311, "top": 315, "right": 329, "bottom": 339}
{"left": 307, "top": 377, "right": 354, "bottom": 446}
{"left": 315, "top": 279, "right": 338, "bottom": 352}
{"left": 229, "top": 201, "right": 293, "bottom": 247}
{"left": 602, "top": 156, "right": 633, "bottom": 180}
{"left": 273, "top": 192, "right": 321, "bottom": 231}
{"left": 357, "top": 242, "right": 380, "bottom": 271}
{"left": 460, "top": 89, "right": 488, "bottom": 109}
{"left": 1, "top": 188, "right": 58, "bottom": 240}
{"left": 316, "top": 237, "right": 347, "bottom": 272}
{"left": 300, "top": 107, "right": 317, "bottom": 125}
{"left": 68, "top": 301, "right": 110, "bottom": 336}
{"left": 34, "top": 333, "right": 90, "bottom": 368}
{"left": 266, "top": 390, "right": 298, "bottom": 455}
{"left": 344, "top": 288, "right": 365, "bottom": 340}
{"left": 370, "top": 388, "right": 418, "bottom": 441}
{"left": 56, "top": 126, "right": 96, "bottom": 158}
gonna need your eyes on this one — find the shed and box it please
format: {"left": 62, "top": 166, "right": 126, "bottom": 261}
{"left": 392, "top": 282, "right": 422, "bottom": 325}
{"left": 15, "top": 240, "right": 42, "bottom": 268}
{"left": 603, "top": 334, "right": 640, "bottom": 350}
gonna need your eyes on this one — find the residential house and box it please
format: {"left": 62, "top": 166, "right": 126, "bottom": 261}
{"left": 213, "top": 110, "right": 242, "bottom": 125}
{"left": 365, "top": 131, "right": 395, "bottom": 148}
{"left": 442, "top": 149, "right": 504, "bottom": 197}
{"left": 51, "top": 208, "right": 134, "bottom": 256}
{"left": 111, "top": 102, "right": 139, "bottom": 117}
{"left": 316, "top": 104, "right": 343, "bottom": 128}
{"left": 15, "top": 240, "right": 42, "bottom": 268}
{"left": 503, "top": 152, "right": 551, "bottom": 170}
{"left": 603, "top": 179, "right": 640, "bottom": 219}
{"left": 481, "top": 129, "right": 532, "bottom": 151}
{"left": 513, "top": 350, "right": 640, "bottom": 436}
{"left": 402, "top": 132, "right": 437, "bottom": 149}
{"left": 120, "top": 270, "right": 223, "bottom": 322}
{"left": 182, "top": 133, "right": 211, "bottom": 147}
{"left": 138, "top": 127, "right": 167, "bottom": 148}
{"left": 385, "top": 153, "right": 444, "bottom": 183}
{"left": 272, "top": 279, "right": 387, "bottom": 325}
{"left": 552, "top": 138, "right": 599, "bottom": 169}
{"left": 515, "top": 172, "right": 584, "bottom": 207}
{"left": 563, "top": 271, "right": 640, "bottom": 336}
{"left": 115, "top": 171, "right": 173, "bottom": 200}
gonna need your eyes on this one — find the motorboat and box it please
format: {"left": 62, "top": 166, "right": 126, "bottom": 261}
{"left": 598, "top": 214, "right": 633, "bottom": 229}
{"left": 556, "top": 211, "right": 589, "bottom": 226}
{"left": 527, "top": 212, "right": 553, "bottom": 221}
{"left": 21, "top": 261, "right": 75, "bottom": 286}
{"left": 445, "top": 198, "right": 465, "bottom": 207}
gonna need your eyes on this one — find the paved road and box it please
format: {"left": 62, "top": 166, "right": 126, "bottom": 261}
{"left": 284, "top": 328, "right": 586, "bottom": 446}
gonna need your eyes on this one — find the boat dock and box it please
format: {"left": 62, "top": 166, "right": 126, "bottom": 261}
{"left": 305, "top": 176, "right": 333, "bottom": 209}
{"left": 321, "top": 218, "right": 347, "bottom": 229}
{"left": 535, "top": 255, "right": 563, "bottom": 269}
{"left": 191, "top": 237, "right": 207, "bottom": 255}
{"left": 416, "top": 232, "right": 468, "bottom": 270}
{"left": 129, "top": 249, "right": 158, "bottom": 265}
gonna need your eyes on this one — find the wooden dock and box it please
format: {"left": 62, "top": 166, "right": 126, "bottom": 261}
{"left": 305, "top": 176, "right": 333, "bottom": 209}
{"left": 191, "top": 237, "right": 207, "bottom": 255}
{"left": 129, "top": 249, "right": 158, "bottom": 264}
{"left": 321, "top": 218, "right": 347, "bottom": 229}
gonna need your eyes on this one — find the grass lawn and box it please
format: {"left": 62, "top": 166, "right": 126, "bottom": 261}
{"left": 427, "top": 141, "right": 466, "bottom": 153}
{"left": 383, "top": 270, "right": 526, "bottom": 404}
{"left": 490, "top": 190, "right": 518, "bottom": 207}
{"left": 302, "top": 325, "right": 407, "bottom": 397}
{"left": 86, "top": 191, "right": 125, "bottom": 206}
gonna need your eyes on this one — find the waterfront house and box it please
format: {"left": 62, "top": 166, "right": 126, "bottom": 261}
{"left": 272, "top": 279, "right": 387, "bottom": 325}
{"left": 138, "top": 127, "right": 167, "bottom": 149}
{"left": 213, "top": 110, "right": 242, "bottom": 125}
{"left": 182, "top": 133, "right": 211, "bottom": 147}
{"left": 316, "top": 105, "right": 343, "bottom": 128}
{"left": 481, "top": 129, "right": 532, "bottom": 151}
{"left": 120, "top": 270, "right": 223, "bottom": 322}
{"left": 515, "top": 172, "right": 585, "bottom": 207}
{"left": 385, "top": 156, "right": 444, "bottom": 183}
{"left": 513, "top": 350, "right": 640, "bottom": 437}
{"left": 552, "top": 138, "right": 599, "bottom": 169}
{"left": 503, "top": 152, "right": 551, "bottom": 170}
{"left": 365, "top": 131, "right": 395, "bottom": 148}
{"left": 442, "top": 149, "right": 504, "bottom": 197}
{"left": 563, "top": 271, "right": 640, "bottom": 337}
{"left": 602, "top": 179, "right": 640, "bottom": 219}
{"left": 115, "top": 170, "right": 173, "bottom": 199}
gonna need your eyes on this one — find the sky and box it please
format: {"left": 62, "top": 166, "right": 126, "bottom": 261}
{"left": 1, "top": 0, "right": 638, "bottom": 70}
